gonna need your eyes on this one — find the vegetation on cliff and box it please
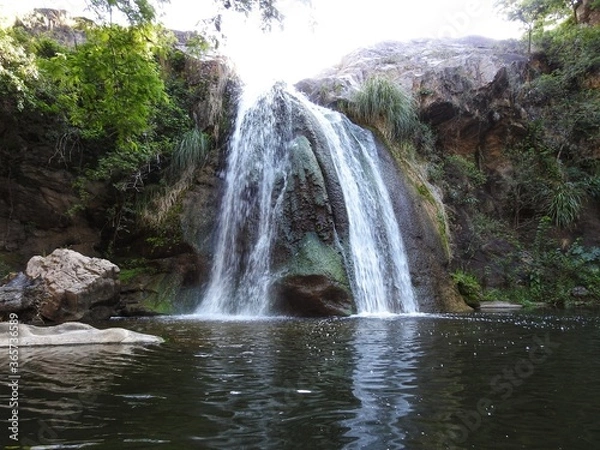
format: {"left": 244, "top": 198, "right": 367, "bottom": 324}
{"left": 313, "top": 1, "right": 600, "bottom": 308}
{"left": 0, "top": 6, "right": 215, "bottom": 255}
{"left": 452, "top": 0, "right": 600, "bottom": 306}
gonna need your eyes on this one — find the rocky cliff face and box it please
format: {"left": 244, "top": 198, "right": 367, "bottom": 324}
{"left": 0, "top": 105, "right": 102, "bottom": 263}
{"left": 297, "top": 37, "right": 530, "bottom": 162}
{"left": 297, "top": 37, "right": 529, "bottom": 287}
{"left": 3, "top": 19, "right": 597, "bottom": 315}
{"left": 297, "top": 36, "right": 600, "bottom": 294}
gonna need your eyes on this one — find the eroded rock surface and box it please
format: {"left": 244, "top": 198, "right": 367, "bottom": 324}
{"left": 0, "top": 248, "right": 120, "bottom": 323}
{"left": 0, "top": 322, "right": 163, "bottom": 346}
{"left": 297, "top": 37, "right": 529, "bottom": 160}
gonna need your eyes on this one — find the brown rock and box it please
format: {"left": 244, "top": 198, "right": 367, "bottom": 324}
{"left": 25, "top": 248, "right": 120, "bottom": 322}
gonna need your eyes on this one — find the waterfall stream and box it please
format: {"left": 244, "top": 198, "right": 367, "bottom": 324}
{"left": 196, "top": 83, "right": 417, "bottom": 316}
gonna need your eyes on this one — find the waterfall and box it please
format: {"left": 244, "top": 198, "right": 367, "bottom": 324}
{"left": 196, "top": 83, "right": 417, "bottom": 316}
{"left": 305, "top": 104, "right": 417, "bottom": 315}
{"left": 197, "top": 86, "right": 292, "bottom": 316}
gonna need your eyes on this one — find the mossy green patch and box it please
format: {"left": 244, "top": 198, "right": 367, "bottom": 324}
{"left": 137, "top": 273, "right": 182, "bottom": 315}
{"left": 285, "top": 232, "right": 349, "bottom": 288}
{"left": 451, "top": 269, "right": 482, "bottom": 308}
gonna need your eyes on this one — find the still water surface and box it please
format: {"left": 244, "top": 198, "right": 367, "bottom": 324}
{"left": 3, "top": 311, "right": 600, "bottom": 449}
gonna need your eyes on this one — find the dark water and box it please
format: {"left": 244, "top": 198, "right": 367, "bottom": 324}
{"left": 2, "top": 311, "right": 600, "bottom": 449}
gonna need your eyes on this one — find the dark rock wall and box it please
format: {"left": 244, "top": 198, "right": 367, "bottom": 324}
{"left": 374, "top": 139, "right": 467, "bottom": 312}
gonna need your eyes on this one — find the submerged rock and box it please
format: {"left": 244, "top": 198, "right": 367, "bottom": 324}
{"left": 0, "top": 322, "right": 163, "bottom": 346}
{"left": 478, "top": 300, "right": 523, "bottom": 311}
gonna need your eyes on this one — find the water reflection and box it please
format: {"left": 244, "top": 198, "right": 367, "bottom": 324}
{"left": 1, "top": 313, "right": 599, "bottom": 449}
{"left": 183, "top": 319, "right": 359, "bottom": 448}
{"left": 342, "top": 317, "right": 420, "bottom": 449}
{"left": 0, "top": 344, "right": 147, "bottom": 448}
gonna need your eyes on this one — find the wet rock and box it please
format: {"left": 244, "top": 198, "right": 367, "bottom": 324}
{"left": 271, "top": 274, "right": 354, "bottom": 317}
{"left": 295, "top": 38, "right": 534, "bottom": 313}
{"left": 479, "top": 300, "right": 523, "bottom": 311}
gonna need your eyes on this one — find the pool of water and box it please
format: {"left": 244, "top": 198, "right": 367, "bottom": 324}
{"left": 2, "top": 311, "right": 600, "bottom": 449}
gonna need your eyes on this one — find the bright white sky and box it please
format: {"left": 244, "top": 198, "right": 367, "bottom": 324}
{"left": 1, "top": 0, "right": 522, "bottom": 82}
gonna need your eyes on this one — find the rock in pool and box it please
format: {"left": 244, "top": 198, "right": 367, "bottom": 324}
{"left": 0, "top": 322, "right": 164, "bottom": 346}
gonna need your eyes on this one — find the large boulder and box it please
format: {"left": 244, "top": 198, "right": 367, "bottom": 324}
{"left": 24, "top": 248, "right": 120, "bottom": 322}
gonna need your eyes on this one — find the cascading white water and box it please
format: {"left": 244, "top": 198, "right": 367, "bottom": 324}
{"left": 197, "top": 86, "right": 292, "bottom": 316}
{"left": 196, "top": 83, "right": 417, "bottom": 316}
{"left": 303, "top": 103, "right": 418, "bottom": 314}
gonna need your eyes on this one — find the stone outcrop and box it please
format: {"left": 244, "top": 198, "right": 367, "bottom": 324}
{"left": 296, "top": 38, "right": 532, "bottom": 297}
{"left": 296, "top": 36, "right": 600, "bottom": 302}
{"left": 0, "top": 249, "right": 121, "bottom": 323}
{"left": 25, "top": 248, "right": 120, "bottom": 322}
{"left": 271, "top": 274, "right": 353, "bottom": 316}
{"left": 0, "top": 322, "right": 163, "bottom": 346}
{"left": 297, "top": 37, "right": 529, "bottom": 160}
{"left": 14, "top": 9, "right": 89, "bottom": 47}
{"left": 297, "top": 40, "right": 523, "bottom": 311}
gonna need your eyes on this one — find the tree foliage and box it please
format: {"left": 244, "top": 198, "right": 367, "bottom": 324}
{"left": 496, "top": 0, "right": 581, "bottom": 26}
{"left": 0, "top": 28, "right": 38, "bottom": 111}
{"left": 85, "top": 0, "right": 165, "bottom": 24}
{"left": 495, "top": 0, "right": 570, "bottom": 52}
{"left": 44, "top": 24, "right": 168, "bottom": 148}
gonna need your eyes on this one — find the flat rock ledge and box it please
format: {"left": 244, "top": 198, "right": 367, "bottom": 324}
{"left": 0, "top": 322, "right": 164, "bottom": 346}
{"left": 478, "top": 300, "right": 523, "bottom": 311}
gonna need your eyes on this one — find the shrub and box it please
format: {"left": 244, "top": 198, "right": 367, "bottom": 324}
{"left": 546, "top": 180, "right": 585, "bottom": 228}
{"left": 451, "top": 269, "right": 482, "bottom": 308}
{"left": 348, "top": 76, "right": 419, "bottom": 141}
{"left": 167, "top": 128, "right": 211, "bottom": 181}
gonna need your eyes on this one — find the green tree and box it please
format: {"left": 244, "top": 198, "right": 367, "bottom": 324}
{"left": 44, "top": 24, "right": 168, "bottom": 150}
{"left": 85, "top": 0, "right": 295, "bottom": 27}
{"left": 495, "top": 0, "right": 565, "bottom": 52}
{"left": 0, "top": 27, "right": 38, "bottom": 111}
{"left": 85, "top": 0, "right": 165, "bottom": 24}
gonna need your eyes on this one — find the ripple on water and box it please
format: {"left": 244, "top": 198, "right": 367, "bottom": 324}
{"left": 2, "top": 313, "right": 599, "bottom": 449}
